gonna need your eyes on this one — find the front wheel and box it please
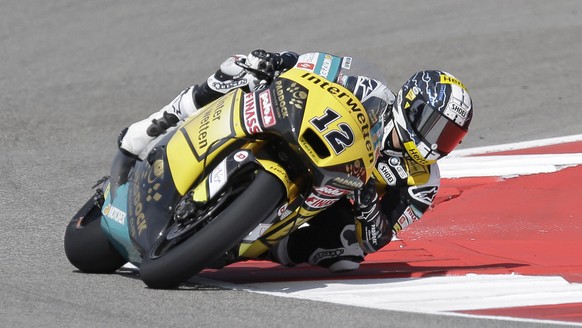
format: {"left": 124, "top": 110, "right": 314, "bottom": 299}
{"left": 139, "top": 170, "right": 284, "bottom": 289}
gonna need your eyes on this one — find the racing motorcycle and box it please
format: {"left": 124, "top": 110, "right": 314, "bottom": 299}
{"left": 64, "top": 53, "right": 385, "bottom": 289}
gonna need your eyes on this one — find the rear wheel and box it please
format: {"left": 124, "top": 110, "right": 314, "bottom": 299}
{"left": 64, "top": 194, "right": 127, "bottom": 273}
{"left": 139, "top": 170, "right": 284, "bottom": 289}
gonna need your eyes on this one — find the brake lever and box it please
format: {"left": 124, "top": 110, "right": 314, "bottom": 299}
{"left": 234, "top": 58, "right": 274, "bottom": 82}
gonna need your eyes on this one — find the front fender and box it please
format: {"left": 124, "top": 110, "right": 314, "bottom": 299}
{"left": 190, "top": 149, "right": 293, "bottom": 204}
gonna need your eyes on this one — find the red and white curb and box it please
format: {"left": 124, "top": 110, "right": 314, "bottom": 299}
{"left": 190, "top": 134, "right": 582, "bottom": 326}
{"left": 200, "top": 274, "right": 582, "bottom": 322}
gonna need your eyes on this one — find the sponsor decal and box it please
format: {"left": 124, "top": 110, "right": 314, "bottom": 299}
{"left": 277, "top": 203, "right": 288, "bottom": 217}
{"left": 274, "top": 80, "right": 289, "bottom": 118}
{"left": 440, "top": 74, "right": 467, "bottom": 91}
{"left": 145, "top": 183, "right": 162, "bottom": 202}
{"left": 403, "top": 141, "right": 432, "bottom": 165}
{"left": 103, "top": 204, "right": 126, "bottom": 225}
{"left": 297, "top": 62, "right": 315, "bottom": 70}
{"left": 395, "top": 165, "right": 408, "bottom": 179}
{"left": 298, "top": 52, "right": 318, "bottom": 63}
{"left": 287, "top": 83, "right": 307, "bottom": 109}
{"left": 132, "top": 187, "right": 147, "bottom": 237}
{"left": 395, "top": 207, "right": 419, "bottom": 232}
{"left": 448, "top": 102, "right": 467, "bottom": 118}
{"left": 320, "top": 55, "right": 333, "bottom": 78}
{"left": 233, "top": 150, "right": 249, "bottom": 162}
{"left": 353, "top": 77, "right": 379, "bottom": 103}
{"left": 208, "top": 160, "right": 227, "bottom": 196}
{"left": 437, "top": 85, "right": 447, "bottom": 102}
{"left": 197, "top": 108, "right": 213, "bottom": 149}
{"left": 258, "top": 90, "right": 276, "bottom": 127}
{"left": 305, "top": 193, "right": 339, "bottom": 209}
{"left": 145, "top": 160, "right": 164, "bottom": 202}
{"left": 445, "top": 101, "right": 469, "bottom": 125}
{"left": 359, "top": 207, "right": 379, "bottom": 245}
{"left": 341, "top": 57, "right": 352, "bottom": 69}
{"left": 151, "top": 159, "right": 164, "bottom": 179}
{"left": 404, "top": 206, "right": 419, "bottom": 223}
{"left": 315, "top": 185, "right": 350, "bottom": 198}
{"left": 409, "top": 186, "right": 438, "bottom": 205}
{"left": 211, "top": 78, "right": 248, "bottom": 91}
{"left": 311, "top": 248, "right": 344, "bottom": 263}
{"left": 243, "top": 93, "right": 262, "bottom": 134}
{"left": 345, "top": 159, "right": 366, "bottom": 180}
{"left": 377, "top": 162, "right": 396, "bottom": 186}
{"left": 388, "top": 157, "right": 408, "bottom": 179}
{"left": 182, "top": 95, "right": 232, "bottom": 162}
{"left": 332, "top": 177, "right": 364, "bottom": 189}
{"left": 274, "top": 79, "right": 308, "bottom": 119}
{"left": 396, "top": 214, "right": 411, "bottom": 231}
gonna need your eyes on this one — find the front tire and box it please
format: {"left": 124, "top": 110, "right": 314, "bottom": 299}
{"left": 139, "top": 170, "right": 284, "bottom": 289}
{"left": 64, "top": 197, "right": 127, "bottom": 273}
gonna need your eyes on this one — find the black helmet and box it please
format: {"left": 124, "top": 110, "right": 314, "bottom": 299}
{"left": 392, "top": 70, "right": 473, "bottom": 165}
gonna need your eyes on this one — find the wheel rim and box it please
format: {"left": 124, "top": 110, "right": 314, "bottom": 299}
{"left": 148, "top": 177, "right": 253, "bottom": 259}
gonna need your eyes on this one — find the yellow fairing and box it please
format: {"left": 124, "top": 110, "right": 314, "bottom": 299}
{"left": 166, "top": 90, "right": 245, "bottom": 195}
{"left": 256, "top": 159, "right": 294, "bottom": 195}
{"left": 238, "top": 159, "right": 302, "bottom": 258}
{"left": 237, "top": 70, "right": 379, "bottom": 259}
{"left": 284, "top": 69, "right": 376, "bottom": 181}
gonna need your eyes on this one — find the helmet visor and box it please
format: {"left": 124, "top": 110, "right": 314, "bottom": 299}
{"left": 412, "top": 105, "right": 467, "bottom": 155}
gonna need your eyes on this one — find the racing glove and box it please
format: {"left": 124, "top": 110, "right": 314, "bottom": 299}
{"left": 206, "top": 51, "right": 278, "bottom": 93}
{"left": 207, "top": 54, "right": 254, "bottom": 93}
{"left": 247, "top": 50, "right": 283, "bottom": 77}
{"left": 353, "top": 178, "right": 392, "bottom": 253}
{"left": 244, "top": 49, "right": 299, "bottom": 89}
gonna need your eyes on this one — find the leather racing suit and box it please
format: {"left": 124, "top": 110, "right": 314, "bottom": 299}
{"left": 119, "top": 50, "right": 440, "bottom": 272}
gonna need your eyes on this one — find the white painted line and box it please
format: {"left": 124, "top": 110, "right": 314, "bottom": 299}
{"left": 449, "top": 134, "right": 582, "bottom": 157}
{"left": 189, "top": 274, "right": 582, "bottom": 326}
{"left": 439, "top": 153, "right": 582, "bottom": 178}
{"left": 234, "top": 275, "right": 582, "bottom": 313}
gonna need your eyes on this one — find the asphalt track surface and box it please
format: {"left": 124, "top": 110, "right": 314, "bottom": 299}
{"left": 2, "top": 1, "right": 582, "bottom": 327}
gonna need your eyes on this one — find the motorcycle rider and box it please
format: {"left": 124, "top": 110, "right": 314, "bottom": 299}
{"left": 119, "top": 50, "right": 473, "bottom": 272}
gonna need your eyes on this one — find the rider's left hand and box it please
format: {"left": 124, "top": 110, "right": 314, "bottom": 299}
{"left": 247, "top": 49, "right": 282, "bottom": 79}
{"left": 354, "top": 178, "right": 378, "bottom": 209}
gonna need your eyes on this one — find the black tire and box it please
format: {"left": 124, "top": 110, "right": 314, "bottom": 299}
{"left": 139, "top": 170, "right": 284, "bottom": 289}
{"left": 64, "top": 201, "right": 127, "bottom": 273}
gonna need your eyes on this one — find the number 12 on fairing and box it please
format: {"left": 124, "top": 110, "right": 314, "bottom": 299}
{"left": 310, "top": 108, "right": 355, "bottom": 155}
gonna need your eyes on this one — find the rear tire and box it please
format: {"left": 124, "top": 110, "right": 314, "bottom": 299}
{"left": 139, "top": 170, "right": 284, "bottom": 289}
{"left": 64, "top": 199, "right": 127, "bottom": 273}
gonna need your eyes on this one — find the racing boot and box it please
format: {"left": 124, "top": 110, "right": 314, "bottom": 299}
{"left": 307, "top": 224, "right": 365, "bottom": 272}
{"left": 119, "top": 85, "right": 200, "bottom": 160}
{"left": 270, "top": 199, "right": 365, "bottom": 272}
